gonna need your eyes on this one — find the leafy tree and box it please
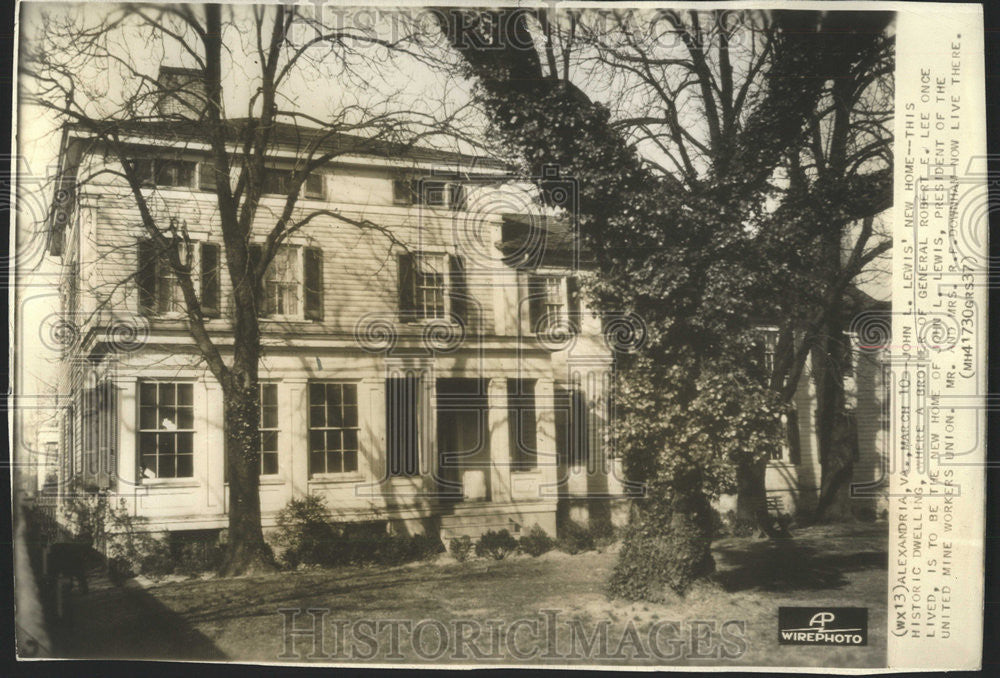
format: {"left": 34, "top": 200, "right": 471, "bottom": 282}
{"left": 435, "top": 7, "right": 892, "bottom": 595}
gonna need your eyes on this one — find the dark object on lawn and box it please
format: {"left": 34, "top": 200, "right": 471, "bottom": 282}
{"left": 475, "top": 529, "right": 518, "bottom": 560}
{"left": 45, "top": 541, "right": 90, "bottom": 594}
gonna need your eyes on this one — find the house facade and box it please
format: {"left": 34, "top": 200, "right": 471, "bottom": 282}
{"left": 48, "top": 73, "right": 887, "bottom": 542}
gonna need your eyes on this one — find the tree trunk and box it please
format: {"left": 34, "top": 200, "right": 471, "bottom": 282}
{"left": 218, "top": 311, "right": 276, "bottom": 576}
{"left": 736, "top": 458, "right": 788, "bottom": 537}
{"left": 812, "top": 316, "right": 854, "bottom": 522}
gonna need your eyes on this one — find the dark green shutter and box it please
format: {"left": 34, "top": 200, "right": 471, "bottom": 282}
{"left": 200, "top": 242, "right": 221, "bottom": 318}
{"left": 567, "top": 276, "right": 581, "bottom": 333}
{"left": 304, "top": 247, "right": 324, "bottom": 320}
{"left": 398, "top": 253, "right": 416, "bottom": 322}
{"left": 448, "top": 254, "right": 468, "bottom": 329}
{"left": 787, "top": 407, "right": 801, "bottom": 465}
{"left": 136, "top": 239, "right": 157, "bottom": 315}
{"left": 199, "top": 162, "right": 216, "bottom": 191}
{"left": 527, "top": 275, "right": 545, "bottom": 333}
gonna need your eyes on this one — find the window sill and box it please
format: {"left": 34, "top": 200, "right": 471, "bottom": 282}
{"left": 223, "top": 477, "right": 286, "bottom": 486}
{"left": 309, "top": 473, "right": 364, "bottom": 484}
{"left": 511, "top": 468, "right": 543, "bottom": 475}
{"left": 140, "top": 478, "right": 200, "bottom": 488}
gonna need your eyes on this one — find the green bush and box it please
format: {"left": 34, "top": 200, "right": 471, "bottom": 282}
{"left": 475, "top": 529, "right": 518, "bottom": 560}
{"left": 139, "top": 539, "right": 175, "bottom": 577}
{"left": 273, "top": 495, "right": 339, "bottom": 568}
{"left": 449, "top": 535, "right": 474, "bottom": 562}
{"left": 557, "top": 521, "right": 595, "bottom": 554}
{"left": 518, "top": 524, "right": 554, "bottom": 557}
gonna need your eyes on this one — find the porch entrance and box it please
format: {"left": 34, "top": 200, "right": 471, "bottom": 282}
{"left": 436, "top": 379, "right": 491, "bottom": 503}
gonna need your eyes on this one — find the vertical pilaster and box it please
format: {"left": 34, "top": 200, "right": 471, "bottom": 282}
{"left": 488, "top": 377, "right": 512, "bottom": 503}
{"left": 286, "top": 378, "right": 309, "bottom": 499}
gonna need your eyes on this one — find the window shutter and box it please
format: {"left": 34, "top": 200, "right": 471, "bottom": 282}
{"left": 199, "top": 162, "right": 216, "bottom": 192}
{"left": 448, "top": 254, "right": 468, "bottom": 329}
{"left": 304, "top": 247, "right": 324, "bottom": 320}
{"left": 136, "top": 239, "right": 157, "bottom": 315}
{"left": 200, "top": 242, "right": 221, "bottom": 318}
{"left": 248, "top": 243, "right": 270, "bottom": 318}
{"left": 304, "top": 173, "right": 324, "bottom": 199}
{"left": 398, "top": 253, "right": 416, "bottom": 322}
{"left": 527, "top": 275, "right": 545, "bottom": 333}
{"left": 567, "top": 276, "right": 581, "bottom": 332}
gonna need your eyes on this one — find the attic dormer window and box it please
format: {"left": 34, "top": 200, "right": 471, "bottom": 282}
{"left": 263, "top": 168, "right": 325, "bottom": 199}
{"left": 392, "top": 177, "right": 465, "bottom": 210}
{"left": 133, "top": 159, "right": 196, "bottom": 188}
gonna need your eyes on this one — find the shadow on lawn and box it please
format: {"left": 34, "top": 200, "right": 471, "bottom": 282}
{"left": 712, "top": 537, "right": 887, "bottom": 593}
{"left": 50, "top": 563, "right": 227, "bottom": 661}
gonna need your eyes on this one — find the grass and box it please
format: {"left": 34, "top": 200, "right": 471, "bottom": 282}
{"left": 55, "top": 521, "right": 887, "bottom": 667}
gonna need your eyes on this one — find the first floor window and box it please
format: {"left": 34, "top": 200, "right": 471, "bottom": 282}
{"left": 309, "top": 382, "right": 359, "bottom": 476}
{"left": 138, "top": 382, "right": 194, "bottom": 479}
{"left": 259, "top": 383, "right": 279, "bottom": 475}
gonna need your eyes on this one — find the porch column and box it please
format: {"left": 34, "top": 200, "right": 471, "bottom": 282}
{"left": 488, "top": 377, "right": 512, "bottom": 503}
{"left": 421, "top": 368, "right": 438, "bottom": 497}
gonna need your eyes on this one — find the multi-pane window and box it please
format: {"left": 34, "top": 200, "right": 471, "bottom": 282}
{"left": 133, "top": 159, "right": 196, "bottom": 188}
{"left": 398, "top": 253, "right": 469, "bottom": 325}
{"left": 138, "top": 382, "right": 194, "bottom": 479}
{"left": 137, "top": 241, "right": 221, "bottom": 317}
{"left": 528, "top": 275, "right": 570, "bottom": 333}
{"left": 415, "top": 255, "right": 445, "bottom": 319}
{"left": 392, "top": 178, "right": 464, "bottom": 209}
{"left": 264, "top": 247, "right": 300, "bottom": 317}
{"left": 308, "top": 383, "right": 359, "bottom": 476}
{"left": 263, "top": 168, "right": 324, "bottom": 199}
{"left": 259, "top": 383, "right": 279, "bottom": 476}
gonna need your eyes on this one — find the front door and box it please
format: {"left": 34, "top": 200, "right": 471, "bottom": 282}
{"left": 436, "top": 379, "right": 490, "bottom": 502}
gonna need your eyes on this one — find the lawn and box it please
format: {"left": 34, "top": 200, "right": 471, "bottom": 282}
{"left": 56, "top": 521, "right": 887, "bottom": 667}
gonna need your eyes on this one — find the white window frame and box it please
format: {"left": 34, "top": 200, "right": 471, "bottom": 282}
{"left": 261, "top": 245, "right": 305, "bottom": 321}
{"left": 137, "top": 381, "right": 196, "bottom": 481}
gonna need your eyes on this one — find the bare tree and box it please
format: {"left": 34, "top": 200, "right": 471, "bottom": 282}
{"left": 21, "top": 2, "right": 467, "bottom": 574}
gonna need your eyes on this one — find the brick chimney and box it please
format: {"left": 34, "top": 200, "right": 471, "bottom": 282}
{"left": 155, "top": 66, "right": 209, "bottom": 119}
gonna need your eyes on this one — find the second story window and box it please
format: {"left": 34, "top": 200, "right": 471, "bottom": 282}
{"left": 528, "top": 274, "right": 580, "bottom": 334}
{"left": 137, "top": 240, "right": 221, "bottom": 318}
{"left": 264, "top": 247, "right": 300, "bottom": 317}
{"left": 133, "top": 159, "right": 197, "bottom": 188}
{"left": 248, "top": 244, "right": 325, "bottom": 320}
{"left": 398, "top": 252, "right": 444, "bottom": 321}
